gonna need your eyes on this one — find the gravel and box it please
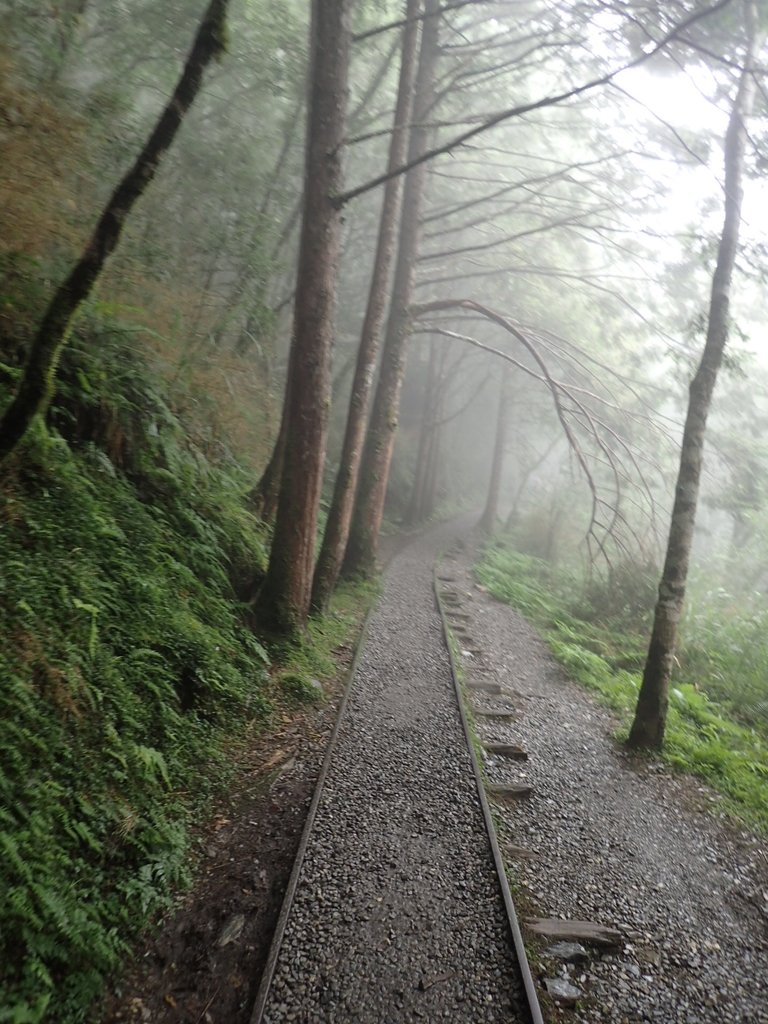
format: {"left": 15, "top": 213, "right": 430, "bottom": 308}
{"left": 258, "top": 526, "right": 528, "bottom": 1024}
{"left": 441, "top": 544, "right": 768, "bottom": 1024}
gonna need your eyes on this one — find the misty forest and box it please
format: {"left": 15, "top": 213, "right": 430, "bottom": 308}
{"left": 2, "top": 0, "right": 768, "bottom": 1022}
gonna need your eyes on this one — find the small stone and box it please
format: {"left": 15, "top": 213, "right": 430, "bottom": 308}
{"left": 544, "top": 977, "right": 582, "bottom": 1005}
{"left": 483, "top": 742, "right": 528, "bottom": 760}
{"left": 503, "top": 843, "right": 539, "bottom": 860}
{"left": 544, "top": 942, "right": 589, "bottom": 964}
{"left": 473, "top": 706, "right": 517, "bottom": 719}
{"left": 217, "top": 913, "right": 246, "bottom": 947}
{"left": 488, "top": 782, "right": 533, "bottom": 799}
{"left": 467, "top": 681, "right": 502, "bottom": 695}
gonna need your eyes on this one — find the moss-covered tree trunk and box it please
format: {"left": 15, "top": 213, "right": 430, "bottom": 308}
{"left": 341, "top": 0, "right": 439, "bottom": 579}
{"left": 310, "top": 0, "right": 423, "bottom": 614}
{"left": 0, "top": 0, "right": 230, "bottom": 464}
{"left": 627, "top": 0, "right": 761, "bottom": 750}
{"left": 477, "top": 367, "right": 509, "bottom": 535}
{"left": 253, "top": 0, "right": 353, "bottom": 635}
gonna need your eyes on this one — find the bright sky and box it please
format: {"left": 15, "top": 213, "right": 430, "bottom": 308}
{"left": 619, "top": 64, "right": 766, "bottom": 248}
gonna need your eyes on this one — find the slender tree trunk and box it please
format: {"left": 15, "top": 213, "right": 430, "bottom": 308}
{"left": 253, "top": 0, "right": 352, "bottom": 635}
{"left": 0, "top": 0, "right": 230, "bottom": 463}
{"left": 248, "top": 388, "right": 289, "bottom": 523}
{"left": 310, "top": 0, "right": 423, "bottom": 613}
{"left": 477, "top": 367, "right": 509, "bottom": 534}
{"left": 505, "top": 434, "right": 559, "bottom": 529}
{"left": 405, "top": 337, "right": 438, "bottom": 526}
{"left": 211, "top": 104, "right": 303, "bottom": 348}
{"left": 405, "top": 338, "right": 447, "bottom": 524}
{"left": 421, "top": 402, "right": 442, "bottom": 518}
{"left": 341, "top": 0, "right": 440, "bottom": 578}
{"left": 627, "top": 1, "right": 760, "bottom": 750}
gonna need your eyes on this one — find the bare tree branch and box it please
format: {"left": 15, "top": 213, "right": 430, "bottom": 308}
{"left": 335, "top": 0, "right": 736, "bottom": 206}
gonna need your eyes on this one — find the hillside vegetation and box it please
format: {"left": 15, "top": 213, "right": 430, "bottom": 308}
{"left": 477, "top": 542, "right": 768, "bottom": 832}
{"left": 0, "top": 252, "right": 374, "bottom": 1024}
{"left": 0, "top": 286, "right": 280, "bottom": 1020}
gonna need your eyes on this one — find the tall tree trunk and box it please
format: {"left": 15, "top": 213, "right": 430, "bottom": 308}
{"left": 253, "top": 0, "right": 353, "bottom": 635}
{"left": 405, "top": 338, "right": 447, "bottom": 524}
{"left": 0, "top": 0, "right": 230, "bottom": 463}
{"left": 421, "top": 401, "right": 442, "bottom": 518}
{"left": 404, "top": 337, "right": 438, "bottom": 526}
{"left": 211, "top": 102, "right": 303, "bottom": 348}
{"left": 627, "top": 1, "right": 760, "bottom": 750}
{"left": 341, "top": 0, "right": 440, "bottom": 579}
{"left": 310, "top": 0, "right": 423, "bottom": 613}
{"left": 477, "top": 367, "right": 509, "bottom": 534}
{"left": 505, "top": 435, "right": 559, "bottom": 530}
{"left": 248, "top": 386, "right": 289, "bottom": 523}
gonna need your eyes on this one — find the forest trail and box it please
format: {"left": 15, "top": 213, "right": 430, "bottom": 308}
{"left": 104, "top": 524, "right": 768, "bottom": 1024}
{"left": 255, "top": 521, "right": 530, "bottom": 1023}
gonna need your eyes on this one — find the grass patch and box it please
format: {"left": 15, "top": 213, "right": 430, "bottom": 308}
{"left": 476, "top": 543, "right": 768, "bottom": 833}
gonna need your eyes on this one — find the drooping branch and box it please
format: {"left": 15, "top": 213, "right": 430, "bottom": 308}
{"left": 412, "top": 298, "right": 666, "bottom": 561}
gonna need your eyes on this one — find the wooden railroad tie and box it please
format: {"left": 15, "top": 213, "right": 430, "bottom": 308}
{"left": 487, "top": 782, "right": 533, "bottom": 800}
{"left": 483, "top": 742, "right": 528, "bottom": 761}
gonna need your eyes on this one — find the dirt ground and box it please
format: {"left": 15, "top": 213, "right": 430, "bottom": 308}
{"left": 98, "top": 642, "right": 357, "bottom": 1024}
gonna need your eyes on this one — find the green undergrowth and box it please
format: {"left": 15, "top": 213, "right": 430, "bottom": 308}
{"left": 476, "top": 543, "right": 768, "bottom": 833}
{"left": 0, "top": 425, "right": 270, "bottom": 1020}
{"left": 679, "top": 587, "right": 768, "bottom": 736}
{"left": 269, "top": 577, "right": 380, "bottom": 706}
{"left": 0, "top": 295, "right": 371, "bottom": 1022}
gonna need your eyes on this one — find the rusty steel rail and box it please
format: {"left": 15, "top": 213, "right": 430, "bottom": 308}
{"left": 434, "top": 565, "right": 546, "bottom": 1024}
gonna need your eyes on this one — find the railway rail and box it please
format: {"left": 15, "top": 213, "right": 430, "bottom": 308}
{"left": 250, "top": 527, "right": 544, "bottom": 1024}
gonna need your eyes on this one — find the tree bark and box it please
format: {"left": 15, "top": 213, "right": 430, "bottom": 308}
{"left": 310, "top": 0, "right": 423, "bottom": 613}
{"left": 477, "top": 367, "right": 509, "bottom": 534}
{"left": 248, "top": 393, "right": 288, "bottom": 523}
{"left": 0, "top": 0, "right": 230, "bottom": 463}
{"left": 627, "top": 0, "right": 760, "bottom": 750}
{"left": 421, "top": 400, "right": 442, "bottom": 518}
{"left": 253, "top": 0, "right": 353, "bottom": 635}
{"left": 405, "top": 337, "right": 438, "bottom": 526}
{"left": 341, "top": 0, "right": 440, "bottom": 579}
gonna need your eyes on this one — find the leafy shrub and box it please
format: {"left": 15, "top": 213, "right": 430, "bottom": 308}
{"left": 679, "top": 587, "right": 768, "bottom": 736}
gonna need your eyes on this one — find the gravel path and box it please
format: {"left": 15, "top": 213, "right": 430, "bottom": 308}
{"left": 258, "top": 526, "right": 528, "bottom": 1024}
{"left": 440, "top": 545, "right": 768, "bottom": 1024}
